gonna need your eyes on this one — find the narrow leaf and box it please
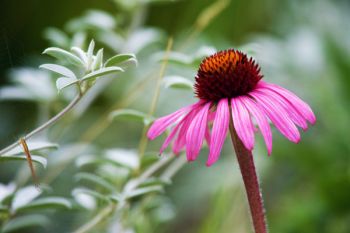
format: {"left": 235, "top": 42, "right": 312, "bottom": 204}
{"left": 75, "top": 172, "right": 115, "bottom": 192}
{"left": 126, "top": 185, "right": 163, "bottom": 199}
{"left": 2, "top": 214, "right": 49, "bottom": 233}
{"left": 43, "top": 47, "right": 84, "bottom": 66}
{"left": 104, "top": 54, "right": 137, "bottom": 67}
{"left": 15, "top": 197, "right": 72, "bottom": 213}
{"left": 56, "top": 77, "right": 79, "bottom": 91}
{"left": 39, "top": 64, "right": 76, "bottom": 79}
{"left": 109, "top": 109, "right": 153, "bottom": 125}
{"left": 4, "top": 142, "right": 58, "bottom": 156}
{"left": 71, "top": 47, "right": 88, "bottom": 64}
{"left": 0, "top": 155, "right": 47, "bottom": 168}
{"left": 92, "top": 48, "right": 103, "bottom": 70}
{"left": 81, "top": 67, "right": 124, "bottom": 82}
{"left": 163, "top": 76, "right": 194, "bottom": 90}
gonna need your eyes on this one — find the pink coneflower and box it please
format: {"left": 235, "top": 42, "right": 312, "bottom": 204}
{"left": 147, "top": 49, "right": 316, "bottom": 233}
{"left": 148, "top": 49, "right": 315, "bottom": 165}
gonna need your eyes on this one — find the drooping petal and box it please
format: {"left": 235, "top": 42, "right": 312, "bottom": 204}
{"left": 250, "top": 91, "right": 301, "bottom": 143}
{"left": 147, "top": 104, "right": 194, "bottom": 140}
{"left": 231, "top": 98, "right": 255, "bottom": 151}
{"left": 205, "top": 126, "right": 211, "bottom": 147}
{"left": 206, "top": 99, "right": 229, "bottom": 166}
{"left": 258, "top": 81, "right": 316, "bottom": 124}
{"left": 186, "top": 102, "right": 211, "bottom": 161}
{"left": 240, "top": 96, "right": 272, "bottom": 155}
{"left": 172, "top": 108, "right": 199, "bottom": 154}
{"left": 159, "top": 122, "right": 182, "bottom": 154}
{"left": 255, "top": 88, "right": 308, "bottom": 130}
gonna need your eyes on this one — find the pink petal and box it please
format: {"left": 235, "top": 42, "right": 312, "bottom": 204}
{"left": 206, "top": 99, "right": 229, "bottom": 166}
{"left": 250, "top": 91, "right": 301, "bottom": 143}
{"left": 159, "top": 121, "right": 182, "bottom": 154}
{"left": 186, "top": 102, "right": 211, "bottom": 161}
{"left": 255, "top": 88, "right": 308, "bottom": 130}
{"left": 231, "top": 98, "right": 255, "bottom": 151}
{"left": 172, "top": 109, "right": 199, "bottom": 154}
{"left": 147, "top": 103, "right": 196, "bottom": 140}
{"left": 258, "top": 81, "right": 316, "bottom": 124}
{"left": 205, "top": 126, "right": 211, "bottom": 147}
{"left": 240, "top": 96, "right": 273, "bottom": 155}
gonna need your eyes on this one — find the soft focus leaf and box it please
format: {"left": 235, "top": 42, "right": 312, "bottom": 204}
{"left": 43, "top": 47, "right": 85, "bottom": 66}
{"left": 56, "top": 77, "right": 79, "bottom": 91}
{"left": 0, "top": 155, "right": 47, "bottom": 168}
{"left": 92, "top": 49, "right": 104, "bottom": 70}
{"left": 39, "top": 64, "right": 77, "bottom": 79}
{"left": 12, "top": 186, "right": 42, "bottom": 211}
{"left": 104, "top": 149, "right": 140, "bottom": 170}
{"left": 15, "top": 197, "right": 72, "bottom": 213}
{"left": 72, "top": 188, "right": 110, "bottom": 209}
{"left": 71, "top": 46, "right": 88, "bottom": 64}
{"left": 163, "top": 76, "right": 193, "bottom": 90}
{"left": 75, "top": 172, "right": 115, "bottom": 192}
{"left": 104, "top": 54, "right": 137, "bottom": 67}
{"left": 81, "top": 67, "right": 124, "bottom": 81}
{"left": 2, "top": 214, "right": 49, "bottom": 233}
{"left": 109, "top": 109, "right": 153, "bottom": 125}
{"left": 126, "top": 185, "right": 163, "bottom": 199}
{"left": 44, "top": 27, "right": 70, "bottom": 48}
{"left": 4, "top": 141, "right": 58, "bottom": 156}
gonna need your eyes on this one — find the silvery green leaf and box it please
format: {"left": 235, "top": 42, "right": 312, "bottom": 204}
{"left": 15, "top": 197, "right": 72, "bottom": 213}
{"left": 72, "top": 188, "right": 109, "bottom": 209}
{"left": 71, "top": 31, "right": 87, "bottom": 48}
{"left": 126, "top": 185, "right": 163, "bottom": 199}
{"left": 92, "top": 48, "right": 103, "bottom": 70}
{"left": 0, "top": 155, "right": 47, "bottom": 168}
{"left": 156, "top": 51, "right": 193, "bottom": 65}
{"left": 71, "top": 46, "right": 88, "bottom": 65}
{"left": 163, "top": 76, "right": 193, "bottom": 90}
{"left": 81, "top": 67, "right": 124, "bottom": 82}
{"left": 43, "top": 47, "right": 84, "bottom": 67}
{"left": 125, "top": 28, "right": 164, "bottom": 53}
{"left": 104, "top": 54, "right": 137, "bottom": 67}
{"left": 39, "top": 64, "right": 76, "bottom": 79}
{"left": 4, "top": 141, "right": 58, "bottom": 156}
{"left": 96, "top": 31, "right": 124, "bottom": 51}
{"left": 87, "top": 40, "right": 95, "bottom": 69}
{"left": 0, "top": 87, "right": 36, "bottom": 101}
{"left": 43, "top": 27, "right": 69, "bottom": 48}
{"left": 56, "top": 77, "right": 79, "bottom": 91}
{"left": 12, "top": 186, "right": 42, "bottom": 211}
{"left": 0, "top": 183, "right": 16, "bottom": 203}
{"left": 2, "top": 214, "right": 49, "bottom": 233}
{"left": 104, "top": 149, "right": 139, "bottom": 170}
{"left": 109, "top": 109, "right": 153, "bottom": 125}
{"left": 74, "top": 172, "right": 115, "bottom": 192}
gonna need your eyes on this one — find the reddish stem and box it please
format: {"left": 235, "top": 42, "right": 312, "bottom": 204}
{"left": 229, "top": 115, "right": 267, "bottom": 233}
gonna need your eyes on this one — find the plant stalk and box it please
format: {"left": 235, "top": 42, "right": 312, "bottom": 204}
{"left": 228, "top": 111, "right": 267, "bottom": 233}
{"left": 0, "top": 94, "right": 82, "bottom": 156}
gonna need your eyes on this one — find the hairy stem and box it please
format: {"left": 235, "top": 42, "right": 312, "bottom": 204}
{"left": 0, "top": 94, "right": 82, "bottom": 156}
{"left": 228, "top": 113, "right": 267, "bottom": 233}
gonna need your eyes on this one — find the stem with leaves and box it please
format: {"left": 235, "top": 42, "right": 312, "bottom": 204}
{"left": 0, "top": 93, "right": 83, "bottom": 156}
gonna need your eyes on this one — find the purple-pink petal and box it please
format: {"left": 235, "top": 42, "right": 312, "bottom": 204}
{"left": 231, "top": 98, "right": 255, "bottom": 151}
{"left": 159, "top": 121, "right": 182, "bottom": 154}
{"left": 258, "top": 81, "right": 316, "bottom": 124}
{"left": 186, "top": 102, "right": 211, "bottom": 161}
{"left": 240, "top": 96, "right": 273, "bottom": 155}
{"left": 250, "top": 91, "right": 301, "bottom": 143}
{"left": 206, "top": 99, "right": 229, "bottom": 166}
{"left": 255, "top": 88, "right": 308, "bottom": 130}
{"left": 147, "top": 105, "right": 191, "bottom": 140}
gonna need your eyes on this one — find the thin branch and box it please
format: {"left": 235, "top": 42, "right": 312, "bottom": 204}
{"left": 0, "top": 94, "right": 82, "bottom": 156}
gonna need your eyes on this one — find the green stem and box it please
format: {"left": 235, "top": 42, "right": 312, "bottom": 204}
{"left": 0, "top": 94, "right": 82, "bottom": 156}
{"left": 229, "top": 112, "right": 267, "bottom": 233}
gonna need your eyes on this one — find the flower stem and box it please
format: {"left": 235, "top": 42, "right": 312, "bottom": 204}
{"left": 0, "top": 94, "right": 82, "bottom": 156}
{"left": 228, "top": 114, "right": 267, "bottom": 233}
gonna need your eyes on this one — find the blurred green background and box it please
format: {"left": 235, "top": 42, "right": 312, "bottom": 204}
{"left": 0, "top": 0, "right": 349, "bottom": 232}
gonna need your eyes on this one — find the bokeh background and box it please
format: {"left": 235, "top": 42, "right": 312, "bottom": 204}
{"left": 0, "top": 0, "right": 349, "bottom": 232}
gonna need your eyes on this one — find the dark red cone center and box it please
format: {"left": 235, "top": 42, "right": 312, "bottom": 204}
{"left": 194, "top": 49, "right": 263, "bottom": 102}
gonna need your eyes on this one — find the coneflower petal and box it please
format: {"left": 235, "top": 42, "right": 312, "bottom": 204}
{"left": 255, "top": 88, "right": 308, "bottom": 130}
{"left": 231, "top": 98, "right": 255, "bottom": 151}
{"left": 240, "top": 96, "right": 273, "bottom": 155}
{"left": 186, "top": 102, "right": 211, "bottom": 161}
{"left": 172, "top": 109, "right": 199, "bottom": 154}
{"left": 250, "top": 91, "right": 301, "bottom": 143}
{"left": 147, "top": 105, "right": 192, "bottom": 140}
{"left": 258, "top": 81, "right": 316, "bottom": 124}
{"left": 207, "top": 99, "right": 229, "bottom": 166}
{"left": 159, "top": 122, "right": 182, "bottom": 154}
{"left": 205, "top": 126, "right": 211, "bottom": 147}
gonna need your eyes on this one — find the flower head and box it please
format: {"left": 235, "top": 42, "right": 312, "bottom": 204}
{"left": 148, "top": 49, "right": 316, "bottom": 166}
